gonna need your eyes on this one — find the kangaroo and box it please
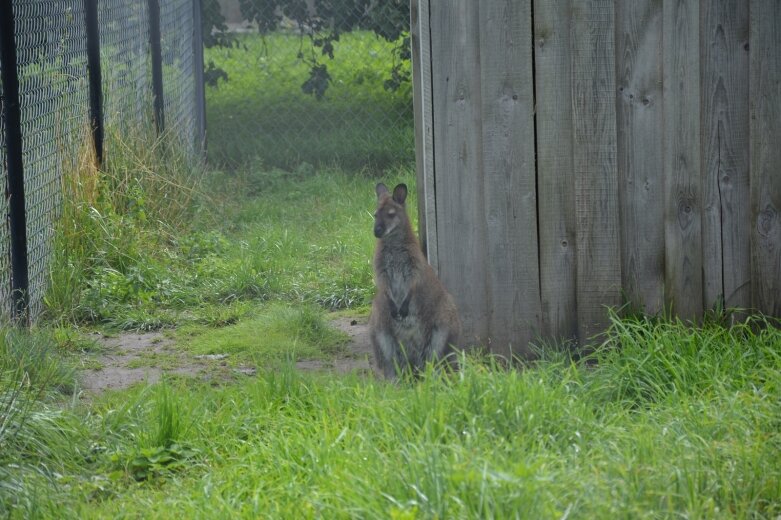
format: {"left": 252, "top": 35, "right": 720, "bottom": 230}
{"left": 369, "top": 183, "right": 461, "bottom": 379}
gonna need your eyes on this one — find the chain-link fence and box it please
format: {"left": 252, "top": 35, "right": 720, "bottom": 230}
{"left": 98, "top": 0, "right": 151, "bottom": 133}
{"left": 12, "top": 0, "right": 90, "bottom": 319}
{"left": 161, "top": 0, "right": 199, "bottom": 152}
{"left": 201, "top": 0, "right": 414, "bottom": 171}
{"left": 0, "top": 73, "right": 10, "bottom": 315}
{"left": 0, "top": 0, "right": 204, "bottom": 323}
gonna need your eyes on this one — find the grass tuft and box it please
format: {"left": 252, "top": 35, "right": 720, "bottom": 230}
{"left": 587, "top": 311, "right": 781, "bottom": 406}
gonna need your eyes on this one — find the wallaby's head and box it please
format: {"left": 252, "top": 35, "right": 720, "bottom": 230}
{"left": 374, "top": 183, "right": 408, "bottom": 238}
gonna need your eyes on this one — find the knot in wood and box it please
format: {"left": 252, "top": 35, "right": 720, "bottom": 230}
{"left": 758, "top": 205, "right": 777, "bottom": 237}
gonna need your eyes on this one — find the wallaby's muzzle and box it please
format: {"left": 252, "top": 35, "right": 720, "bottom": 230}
{"left": 373, "top": 223, "right": 385, "bottom": 238}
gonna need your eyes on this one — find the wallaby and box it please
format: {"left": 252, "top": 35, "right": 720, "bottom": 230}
{"left": 369, "top": 183, "right": 461, "bottom": 379}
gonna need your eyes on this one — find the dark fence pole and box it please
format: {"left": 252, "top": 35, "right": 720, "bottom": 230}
{"left": 0, "top": 0, "right": 29, "bottom": 324}
{"left": 148, "top": 0, "right": 165, "bottom": 134}
{"left": 84, "top": 0, "right": 104, "bottom": 167}
{"left": 192, "top": 0, "right": 206, "bottom": 155}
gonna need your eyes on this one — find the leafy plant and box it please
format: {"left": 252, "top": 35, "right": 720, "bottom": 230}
{"left": 202, "top": 0, "right": 410, "bottom": 97}
{"left": 117, "top": 443, "right": 200, "bottom": 482}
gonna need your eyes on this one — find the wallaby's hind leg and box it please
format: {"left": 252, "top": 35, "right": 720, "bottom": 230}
{"left": 428, "top": 326, "right": 454, "bottom": 358}
{"left": 428, "top": 326, "right": 458, "bottom": 371}
{"left": 372, "top": 330, "right": 401, "bottom": 379}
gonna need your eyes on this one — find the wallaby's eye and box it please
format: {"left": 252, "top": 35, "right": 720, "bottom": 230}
{"left": 388, "top": 209, "right": 396, "bottom": 217}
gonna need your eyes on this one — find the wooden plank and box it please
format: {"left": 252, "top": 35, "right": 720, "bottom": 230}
{"left": 533, "top": 0, "right": 577, "bottom": 341}
{"left": 411, "top": 0, "right": 437, "bottom": 267}
{"left": 615, "top": 0, "right": 664, "bottom": 315}
{"left": 749, "top": 0, "right": 781, "bottom": 317}
{"left": 429, "top": 0, "right": 487, "bottom": 347}
{"left": 478, "top": 0, "right": 539, "bottom": 358}
{"left": 701, "top": 0, "right": 751, "bottom": 311}
{"left": 663, "top": 0, "right": 703, "bottom": 321}
{"left": 570, "top": 0, "right": 621, "bottom": 341}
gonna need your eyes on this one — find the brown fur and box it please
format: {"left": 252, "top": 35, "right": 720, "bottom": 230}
{"left": 369, "top": 183, "right": 461, "bottom": 379}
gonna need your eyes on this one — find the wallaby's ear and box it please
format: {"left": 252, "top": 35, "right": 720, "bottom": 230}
{"left": 376, "top": 183, "right": 389, "bottom": 200}
{"left": 392, "top": 184, "right": 408, "bottom": 205}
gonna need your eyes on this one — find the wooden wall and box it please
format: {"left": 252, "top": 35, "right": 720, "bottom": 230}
{"left": 412, "top": 0, "right": 781, "bottom": 356}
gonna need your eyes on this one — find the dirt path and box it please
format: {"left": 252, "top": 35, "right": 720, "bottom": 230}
{"left": 79, "top": 317, "right": 374, "bottom": 394}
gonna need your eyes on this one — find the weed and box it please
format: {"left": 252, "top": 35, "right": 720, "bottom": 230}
{"left": 45, "top": 122, "right": 205, "bottom": 329}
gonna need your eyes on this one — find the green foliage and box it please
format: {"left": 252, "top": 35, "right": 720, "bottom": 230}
{"left": 109, "top": 383, "right": 201, "bottom": 482}
{"left": 205, "top": 31, "right": 413, "bottom": 169}
{"left": 0, "top": 329, "right": 76, "bottom": 396}
{"left": 177, "top": 303, "right": 349, "bottom": 365}
{"left": 203, "top": 0, "right": 410, "bottom": 97}
{"left": 120, "top": 443, "right": 200, "bottom": 482}
{"left": 0, "top": 329, "right": 82, "bottom": 518}
{"left": 45, "top": 125, "right": 412, "bottom": 330}
{"left": 45, "top": 124, "right": 205, "bottom": 328}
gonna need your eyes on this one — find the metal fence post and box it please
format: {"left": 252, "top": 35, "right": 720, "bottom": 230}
{"left": 84, "top": 0, "right": 104, "bottom": 167}
{"left": 192, "top": 0, "right": 206, "bottom": 155}
{"left": 0, "top": 0, "right": 29, "bottom": 324}
{"left": 148, "top": 0, "right": 165, "bottom": 134}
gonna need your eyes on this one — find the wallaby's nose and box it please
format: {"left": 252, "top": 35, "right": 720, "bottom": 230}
{"left": 374, "top": 224, "right": 384, "bottom": 238}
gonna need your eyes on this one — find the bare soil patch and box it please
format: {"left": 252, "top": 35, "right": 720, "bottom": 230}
{"left": 79, "top": 317, "right": 374, "bottom": 394}
{"left": 79, "top": 332, "right": 206, "bottom": 393}
{"left": 295, "top": 316, "right": 374, "bottom": 375}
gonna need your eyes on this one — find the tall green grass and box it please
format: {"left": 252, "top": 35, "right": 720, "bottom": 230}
{"left": 0, "top": 329, "right": 80, "bottom": 517}
{"left": 1, "top": 315, "right": 778, "bottom": 518}
{"left": 45, "top": 123, "right": 205, "bottom": 328}
{"left": 45, "top": 130, "right": 412, "bottom": 331}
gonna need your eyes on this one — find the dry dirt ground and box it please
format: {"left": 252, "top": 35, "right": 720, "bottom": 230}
{"left": 79, "top": 317, "right": 374, "bottom": 394}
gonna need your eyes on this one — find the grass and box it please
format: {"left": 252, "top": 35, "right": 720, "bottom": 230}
{"left": 44, "top": 125, "right": 411, "bottom": 334}
{"left": 204, "top": 31, "right": 414, "bottom": 170}
{"left": 175, "top": 304, "right": 350, "bottom": 366}
{"left": 0, "top": 316, "right": 779, "bottom": 518}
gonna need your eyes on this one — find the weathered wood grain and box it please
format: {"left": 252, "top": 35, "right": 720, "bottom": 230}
{"left": 411, "top": 0, "right": 438, "bottom": 268}
{"left": 663, "top": 0, "right": 703, "bottom": 320}
{"left": 429, "top": 0, "right": 488, "bottom": 347}
{"left": 478, "top": 0, "right": 539, "bottom": 358}
{"left": 533, "top": 0, "right": 577, "bottom": 342}
{"left": 615, "top": 0, "right": 665, "bottom": 315}
{"left": 749, "top": 0, "right": 781, "bottom": 316}
{"left": 701, "top": 0, "right": 751, "bottom": 312}
{"left": 570, "top": 0, "right": 621, "bottom": 341}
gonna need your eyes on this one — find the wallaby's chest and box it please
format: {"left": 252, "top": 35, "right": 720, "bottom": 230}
{"left": 378, "top": 247, "right": 414, "bottom": 303}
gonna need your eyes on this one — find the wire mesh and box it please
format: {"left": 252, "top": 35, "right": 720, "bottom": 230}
{"left": 0, "top": 77, "right": 11, "bottom": 319}
{"left": 201, "top": 0, "right": 414, "bottom": 171}
{"left": 161, "top": 0, "right": 197, "bottom": 151}
{"left": 98, "top": 0, "right": 152, "bottom": 134}
{"left": 12, "top": 0, "right": 90, "bottom": 320}
{"left": 0, "top": 0, "right": 203, "bottom": 322}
